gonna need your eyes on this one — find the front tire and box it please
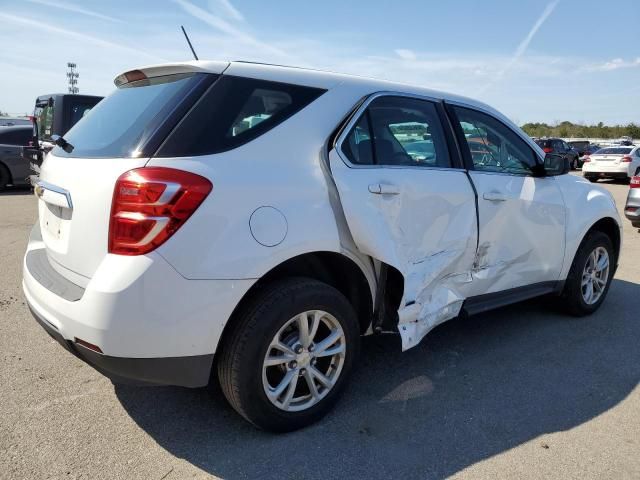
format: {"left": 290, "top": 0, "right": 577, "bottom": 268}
{"left": 217, "top": 277, "right": 360, "bottom": 432}
{"left": 0, "top": 163, "right": 10, "bottom": 191}
{"left": 561, "top": 231, "right": 614, "bottom": 316}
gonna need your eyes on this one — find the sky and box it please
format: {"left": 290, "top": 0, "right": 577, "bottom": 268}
{"left": 1, "top": 0, "right": 639, "bottom": 125}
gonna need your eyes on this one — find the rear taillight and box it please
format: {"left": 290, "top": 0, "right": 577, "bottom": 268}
{"left": 621, "top": 156, "right": 632, "bottom": 163}
{"left": 109, "top": 167, "right": 212, "bottom": 255}
{"left": 583, "top": 155, "right": 590, "bottom": 163}
{"left": 543, "top": 147, "right": 553, "bottom": 153}
{"left": 630, "top": 176, "right": 640, "bottom": 188}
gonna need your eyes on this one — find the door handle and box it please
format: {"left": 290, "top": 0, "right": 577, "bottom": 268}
{"left": 483, "top": 191, "right": 509, "bottom": 202}
{"left": 368, "top": 183, "right": 400, "bottom": 195}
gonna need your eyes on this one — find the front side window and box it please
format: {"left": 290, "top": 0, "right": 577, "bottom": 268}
{"left": 453, "top": 106, "right": 538, "bottom": 175}
{"left": 342, "top": 96, "right": 451, "bottom": 168}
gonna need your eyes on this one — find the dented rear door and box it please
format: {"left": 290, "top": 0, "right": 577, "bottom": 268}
{"left": 329, "top": 94, "right": 477, "bottom": 350}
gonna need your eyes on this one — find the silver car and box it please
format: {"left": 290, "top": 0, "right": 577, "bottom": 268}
{"left": 625, "top": 176, "right": 640, "bottom": 227}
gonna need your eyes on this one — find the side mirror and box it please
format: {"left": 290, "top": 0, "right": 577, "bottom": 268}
{"left": 542, "top": 153, "right": 570, "bottom": 176}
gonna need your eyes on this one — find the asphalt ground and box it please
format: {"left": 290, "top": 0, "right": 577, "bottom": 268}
{"left": 1, "top": 175, "right": 639, "bottom": 480}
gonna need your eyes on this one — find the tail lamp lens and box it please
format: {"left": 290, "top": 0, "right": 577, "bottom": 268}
{"left": 630, "top": 176, "right": 640, "bottom": 188}
{"left": 543, "top": 147, "right": 553, "bottom": 153}
{"left": 583, "top": 155, "right": 590, "bottom": 163}
{"left": 621, "top": 156, "right": 632, "bottom": 163}
{"left": 109, "top": 167, "right": 212, "bottom": 255}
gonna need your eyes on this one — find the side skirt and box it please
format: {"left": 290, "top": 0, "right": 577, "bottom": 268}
{"left": 461, "top": 281, "right": 564, "bottom": 317}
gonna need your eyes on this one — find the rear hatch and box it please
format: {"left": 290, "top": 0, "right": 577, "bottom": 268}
{"left": 36, "top": 64, "right": 226, "bottom": 280}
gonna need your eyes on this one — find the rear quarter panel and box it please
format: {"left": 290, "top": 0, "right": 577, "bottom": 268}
{"left": 149, "top": 83, "right": 373, "bottom": 280}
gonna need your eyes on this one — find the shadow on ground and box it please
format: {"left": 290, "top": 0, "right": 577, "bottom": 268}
{"left": 115, "top": 278, "right": 640, "bottom": 479}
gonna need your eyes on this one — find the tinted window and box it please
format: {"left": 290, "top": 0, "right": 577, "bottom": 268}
{"left": 53, "top": 73, "right": 209, "bottom": 158}
{"left": 597, "top": 147, "right": 633, "bottom": 155}
{"left": 342, "top": 96, "right": 450, "bottom": 168}
{"left": 342, "top": 114, "right": 373, "bottom": 165}
{"left": 158, "top": 76, "right": 326, "bottom": 157}
{"left": 454, "top": 106, "right": 538, "bottom": 175}
{"left": 0, "top": 128, "right": 31, "bottom": 145}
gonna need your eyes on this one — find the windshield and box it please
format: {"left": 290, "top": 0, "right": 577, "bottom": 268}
{"left": 53, "top": 73, "right": 210, "bottom": 158}
{"left": 596, "top": 147, "right": 632, "bottom": 155}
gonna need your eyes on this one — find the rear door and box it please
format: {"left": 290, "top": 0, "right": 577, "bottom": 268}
{"left": 35, "top": 69, "right": 221, "bottom": 282}
{"left": 447, "top": 104, "right": 566, "bottom": 296}
{"left": 329, "top": 94, "right": 478, "bottom": 349}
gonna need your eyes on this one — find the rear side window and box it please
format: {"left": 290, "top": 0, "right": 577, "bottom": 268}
{"left": 342, "top": 96, "right": 451, "bottom": 168}
{"left": 157, "top": 76, "right": 326, "bottom": 157}
{"left": 53, "top": 73, "right": 211, "bottom": 158}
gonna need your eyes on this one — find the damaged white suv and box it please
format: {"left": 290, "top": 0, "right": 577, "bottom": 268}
{"left": 23, "top": 61, "right": 622, "bottom": 432}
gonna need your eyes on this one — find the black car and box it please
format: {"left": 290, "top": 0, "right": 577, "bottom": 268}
{"left": 0, "top": 126, "right": 33, "bottom": 190}
{"left": 535, "top": 138, "right": 581, "bottom": 169}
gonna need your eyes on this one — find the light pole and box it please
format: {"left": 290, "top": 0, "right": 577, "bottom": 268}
{"left": 67, "top": 62, "right": 79, "bottom": 94}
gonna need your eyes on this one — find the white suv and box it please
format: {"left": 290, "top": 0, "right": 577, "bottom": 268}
{"left": 23, "top": 61, "right": 622, "bottom": 431}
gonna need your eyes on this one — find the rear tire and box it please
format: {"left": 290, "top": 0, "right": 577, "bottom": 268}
{"left": 561, "top": 231, "right": 614, "bottom": 316}
{"left": 585, "top": 176, "right": 598, "bottom": 183}
{"left": 217, "top": 277, "right": 360, "bottom": 432}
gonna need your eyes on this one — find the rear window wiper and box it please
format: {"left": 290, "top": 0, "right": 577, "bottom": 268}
{"left": 51, "top": 134, "right": 74, "bottom": 153}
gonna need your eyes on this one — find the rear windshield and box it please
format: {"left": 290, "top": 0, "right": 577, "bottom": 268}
{"left": 157, "top": 76, "right": 326, "bottom": 157}
{"left": 53, "top": 73, "right": 210, "bottom": 158}
{"left": 596, "top": 147, "right": 632, "bottom": 155}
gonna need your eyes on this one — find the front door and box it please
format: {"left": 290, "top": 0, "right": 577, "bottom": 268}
{"left": 447, "top": 104, "right": 566, "bottom": 296}
{"left": 329, "top": 95, "right": 477, "bottom": 349}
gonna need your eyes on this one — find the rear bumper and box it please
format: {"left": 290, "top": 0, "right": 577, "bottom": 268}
{"left": 582, "top": 164, "right": 631, "bottom": 178}
{"left": 22, "top": 223, "right": 256, "bottom": 386}
{"left": 29, "top": 305, "right": 213, "bottom": 387}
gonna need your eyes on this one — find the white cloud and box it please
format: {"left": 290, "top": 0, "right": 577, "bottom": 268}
{"left": 588, "top": 57, "right": 640, "bottom": 71}
{"left": 0, "top": 13, "right": 163, "bottom": 61}
{"left": 395, "top": 49, "right": 417, "bottom": 61}
{"left": 22, "top": 0, "right": 120, "bottom": 22}
{"left": 208, "top": 0, "right": 244, "bottom": 21}
{"left": 173, "top": 0, "right": 286, "bottom": 58}
{"left": 479, "top": 0, "right": 559, "bottom": 93}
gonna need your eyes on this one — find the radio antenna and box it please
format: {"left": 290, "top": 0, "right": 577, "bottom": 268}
{"left": 181, "top": 25, "right": 199, "bottom": 60}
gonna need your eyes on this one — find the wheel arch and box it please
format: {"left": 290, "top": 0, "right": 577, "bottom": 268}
{"left": 216, "top": 251, "right": 376, "bottom": 363}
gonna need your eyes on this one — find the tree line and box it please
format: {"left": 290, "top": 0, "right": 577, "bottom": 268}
{"left": 521, "top": 121, "right": 640, "bottom": 139}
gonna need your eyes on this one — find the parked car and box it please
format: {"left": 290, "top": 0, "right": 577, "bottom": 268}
{"left": 568, "top": 140, "right": 601, "bottom": 158}
{"left": 0, "top": 125, "right": 33, "bottom": 190}
{"left": 624, "top": 176, "right": 640, "bottom": 227}
{"left": 535, "top": 138, "right": 581, "bottom": 169}
{"left": 23, "top": 61, "right": 622, "bottom": 432}
{"left": 583, "top": 146, "right": 640, "bottom": 182}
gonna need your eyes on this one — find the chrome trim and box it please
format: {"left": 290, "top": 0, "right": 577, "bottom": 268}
{"left": 333, "top": 91, "right": 463, "bottom": 171}
{"left": 35, "top": 180, "right": 73, "bottom": 209}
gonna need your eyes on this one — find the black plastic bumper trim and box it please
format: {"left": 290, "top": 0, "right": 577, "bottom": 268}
{"left": 26, "top": 248, "right": 85, "bottom": 302}
{"left": 28, "top": 305, "right": 213, "bottom": 388}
